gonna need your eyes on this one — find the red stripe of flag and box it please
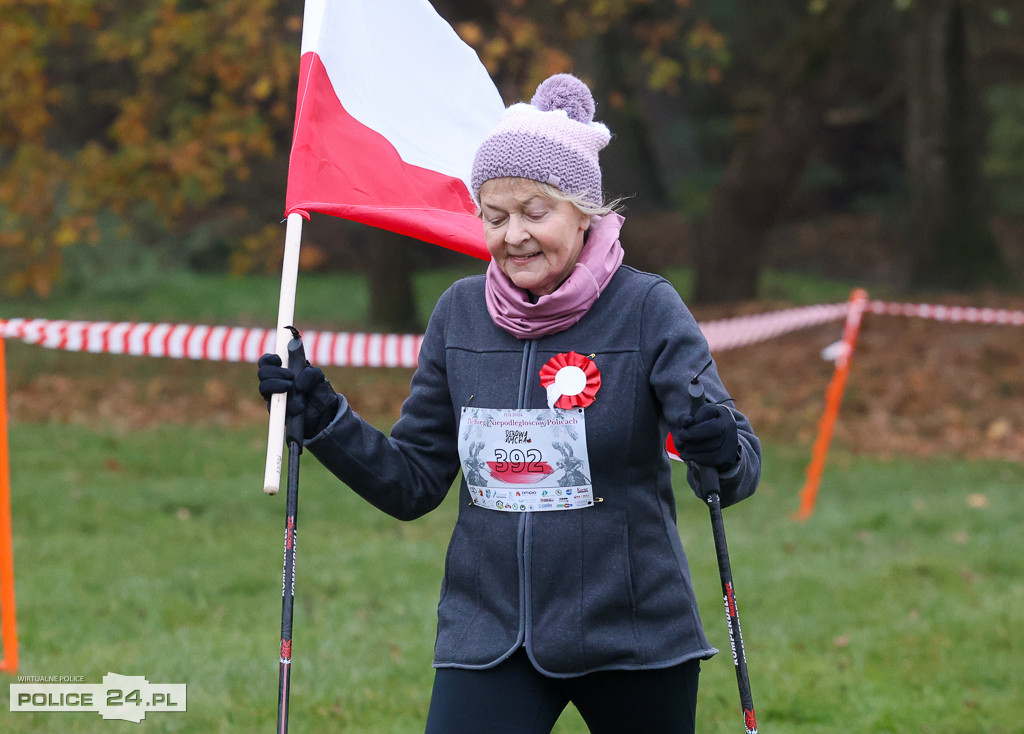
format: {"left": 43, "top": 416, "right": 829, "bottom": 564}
{"left": 284, "top": 0, "right": 504, "bottom": 258}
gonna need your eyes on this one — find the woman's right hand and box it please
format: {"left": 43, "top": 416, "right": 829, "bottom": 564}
{"left": 257, "top": 353, "right": 340, "bottom": 439}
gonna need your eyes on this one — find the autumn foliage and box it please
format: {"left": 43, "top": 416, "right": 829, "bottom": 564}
{"left": 452, "top": 0, "right": 727, "bottom": 94}
{"left": 0, "top": 0, "right": 736, "bottom": 298}
{"left": 2, "top": 1, "right": 1019, "bottom": 301}
{"left": 0, "top": 0, "right": 301, "bottom": 296}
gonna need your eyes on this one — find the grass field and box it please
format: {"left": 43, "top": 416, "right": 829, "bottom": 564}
{"left": 1, "top": 270, "right": 1021, "bottom": 732}
{"left": 2, "top": 421, "right": 1021, "bottom": 732}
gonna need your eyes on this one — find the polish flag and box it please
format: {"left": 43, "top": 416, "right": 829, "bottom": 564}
{"left": 285, "top": 0, "right": 505, "bottom": 260}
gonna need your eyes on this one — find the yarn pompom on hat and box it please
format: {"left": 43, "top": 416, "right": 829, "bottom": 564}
{"left": 471, "top": 73, "right": 612, "bottom": 207}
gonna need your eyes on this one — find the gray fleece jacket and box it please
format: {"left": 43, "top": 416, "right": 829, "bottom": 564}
{"left": 307, "top": 265, "right": 760, "bottom": 677}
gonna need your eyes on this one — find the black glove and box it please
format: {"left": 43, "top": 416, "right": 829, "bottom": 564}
{"left": 675, "top": 403, "right": 740, "bottom": 471}
{"left": 257, "top": 353, "right": 340, "bottom": 439}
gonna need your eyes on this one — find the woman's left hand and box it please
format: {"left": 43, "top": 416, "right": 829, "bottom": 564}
{"left": 674, "top": 403, "right": 740, "bottom": 471}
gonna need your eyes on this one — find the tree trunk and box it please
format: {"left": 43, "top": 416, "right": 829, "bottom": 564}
{"left": 905, "top": 0, "right": 1009, "bottom": 289}
{"left": 591, "top": 30, "right": 671, "bottom": 212}
{"left": 693, "top": 0, "right": 860, "bottom": 305}
{"left": 366, "top": 228, "right": 422, "bottom": 333}
{"left": 694, "top": 93, "right": 832, "bottom": 304}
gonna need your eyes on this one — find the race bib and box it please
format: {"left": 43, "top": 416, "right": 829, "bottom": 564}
{"left": 458, "top": 407, "right": 594, "bottom": 512}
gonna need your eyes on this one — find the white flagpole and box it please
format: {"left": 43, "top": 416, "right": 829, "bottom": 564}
{"left": 263, "top": 212, "right": 304, "bottom": 494}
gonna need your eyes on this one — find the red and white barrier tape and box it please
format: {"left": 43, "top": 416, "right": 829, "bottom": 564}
{"left": 0, "top": 318, "right": 423, "bottom": 368}
{"left": 699, "top": 303, "right": 850, "bottom": 351}
{"left": 868, "top": 301, "right": 1024, "bottom": 326}
{"left": 2, "top": 298, "right": 1022, "bottom": 367}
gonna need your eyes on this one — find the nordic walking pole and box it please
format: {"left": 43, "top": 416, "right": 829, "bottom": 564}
{"left": 277, "top": 326, "right": 306, "bottom": 734}
{"left": 265, "top": 212, "right": 304, "bottom": 495}
{"left": 688, "top": 377, "right": 758, "bottom": 734}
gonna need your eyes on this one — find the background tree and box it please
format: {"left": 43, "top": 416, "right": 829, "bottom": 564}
{"left": 0, "top": 0, "right": 300, "bottom": 297}
{"left": 693, "top": 0, "right": 870, "bottom": 303}
{"left": 2, "top": 0, "right": 1022, "bottom": 319}
{"left": 904, "top": 0, "right": 1010, "bottom": 289}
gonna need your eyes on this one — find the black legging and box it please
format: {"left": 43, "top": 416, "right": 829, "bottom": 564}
{"left": 424, "top": 647, "right": 700, "bottom": 734}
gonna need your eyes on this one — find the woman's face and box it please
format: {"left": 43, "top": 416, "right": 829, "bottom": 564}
{"left": 480, "top": 178, "right": 590, "bottom": 297}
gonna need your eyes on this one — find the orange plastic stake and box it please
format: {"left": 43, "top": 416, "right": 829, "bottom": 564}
{"left": 0, "top": 335, "right": 18, "bottom": 673}
{"left": 796, "top": 289, "right": 869, "bottom": 522}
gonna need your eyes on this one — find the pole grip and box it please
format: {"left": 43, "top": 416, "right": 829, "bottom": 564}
{"left": 264, "top": 213, "right": 304, "bottom": 495}
{"left": 686, "top": 378, "right": 722, "bottom": 499}
{"left": 285, "top": 330, "right": 307, "bottom": 447}
{"left": 687, "top": 378, "right": 706, "bottom": 417}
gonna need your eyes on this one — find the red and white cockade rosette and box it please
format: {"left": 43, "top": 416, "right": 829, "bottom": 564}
{"left": 539, "top": 352, "right": 601, "bottom": 411}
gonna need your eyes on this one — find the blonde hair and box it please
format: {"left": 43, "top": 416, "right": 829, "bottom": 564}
{"left": 476, "top": 177, "right": 625, "bottom": 225}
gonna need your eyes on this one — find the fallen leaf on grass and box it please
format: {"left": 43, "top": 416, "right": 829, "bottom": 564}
{"left": 959, "top": 568, "right": 978, "bottom": 583}
{"left": 966, "top": 493, "right": 989, "bottom": 509}
{"left": 986, "top": 418, "right": 1012, "bottom": 441}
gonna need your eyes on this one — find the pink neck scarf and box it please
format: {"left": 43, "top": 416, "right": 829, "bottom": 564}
{"left": 485, "top": 212, "right": 625, "bottom": 339}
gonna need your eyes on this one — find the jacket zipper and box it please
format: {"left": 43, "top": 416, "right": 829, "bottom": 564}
{"left": 517, "top": 339, "right": 537, "bottom": 647}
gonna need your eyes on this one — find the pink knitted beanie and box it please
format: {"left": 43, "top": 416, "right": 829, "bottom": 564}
{"left": 471, "top": 74, "right": 612, "bottom": 207}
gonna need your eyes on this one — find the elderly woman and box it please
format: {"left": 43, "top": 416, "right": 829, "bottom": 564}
{"left": 258, "top": 74, "right": 760, "bottom": 734}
